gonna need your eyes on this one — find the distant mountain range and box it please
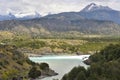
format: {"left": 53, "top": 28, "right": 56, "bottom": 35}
{"left": 0, "top": 3, "right": 120, "bottom": 24}
{"left": 0, "top": 3, "right": 120, "bottom": 36}
{"left": 0, "top": 11, "right": 41, "bottom": 21}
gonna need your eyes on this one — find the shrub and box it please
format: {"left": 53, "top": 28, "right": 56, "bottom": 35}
{"left": 39, "top": 63, "right": 49, "bottom": 70}
{"left": 28, "top": 67, "right": 41, "bottom": 79}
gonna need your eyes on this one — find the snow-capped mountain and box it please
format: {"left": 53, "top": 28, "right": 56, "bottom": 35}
{"left": 0, "top": 3, "right": 119, "bottom": 36}
{"left": 0, "top": 3, "right": 120, "bottom": 24}
{"left": 80, "top": 3, "right": 120, "bottom": 24}
{"left": 0, "top": 11, "right": 41, "bottom": 21}
{"left": 81, "top": 3, "right": 112, "bottom": 12}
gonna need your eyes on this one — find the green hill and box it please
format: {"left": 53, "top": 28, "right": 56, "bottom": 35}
{"left": 0, "top": 44, "right": 57, "bottom": 80}
{"left": 62, "top": 44, "right": 120, "bottom": 80}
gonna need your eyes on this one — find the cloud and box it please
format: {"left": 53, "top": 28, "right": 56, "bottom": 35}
{"left": 0, "top": 0, "right": 120, "bottom": 16}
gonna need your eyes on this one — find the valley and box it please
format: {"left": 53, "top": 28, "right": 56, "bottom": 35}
{"left": 0, "top": 32, "right": 120, "bottom": 55}
{"left": 0, "top": 2, "right": 120, "bottom": 80}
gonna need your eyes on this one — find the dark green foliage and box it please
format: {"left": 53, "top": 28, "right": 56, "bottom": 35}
{"left": 28, "top": 67, "right": 41, "bottom": 79}
{"left": 62, "top": 74, "right": 68, "bottom": 80}
{"left": 26, "top": 59, "right": 36, "bottom": 66}
{"left": 90, "top": 44, "right": 120, "bottom": 63}
{"left": 39, "top": 63, "right": 49, "bottom": 70}
{"left": 62, "top": 44, "right": 120, "bottom": 80}
{"left": 62, "top": 66, "right": 87, "bottom": 80}
{"left": 67, "top": 67, "right": 78, "bottom": 80}
{"left": 75, "top": 71, "right": 86, "bottom": 80}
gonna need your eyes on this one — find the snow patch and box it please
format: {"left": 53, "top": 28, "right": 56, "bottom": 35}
{"left": 14, "top": 11, "right": 41, "bottom": 18}
{"left": 82, "top": 3, "right": 112, "bottom": 12}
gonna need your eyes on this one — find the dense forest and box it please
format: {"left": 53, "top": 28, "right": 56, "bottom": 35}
{"left": 62, "top": 44, "right": 120, "bottom": 80}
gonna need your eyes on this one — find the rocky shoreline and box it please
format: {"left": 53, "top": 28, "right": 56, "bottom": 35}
{"left": 83, "top": 58, "right": 91, "bottom": 65}
{"left": 36, "top": 71, "right": 58, "bottom": 80}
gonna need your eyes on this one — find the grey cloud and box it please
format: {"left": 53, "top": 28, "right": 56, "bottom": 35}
{"left": 0, "top": 0, "right": 119, "bottom": 15}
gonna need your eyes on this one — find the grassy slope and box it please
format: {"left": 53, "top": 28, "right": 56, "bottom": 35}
{"left": 0, "top": 31, "right": 119, "bottom": 54}
{"left": 0, "top": 45, "right": 31, "bottom": 79}
{"left": 10, "top": 38, "right": 120, "bottom": 54}
{"left": 0, "top": 44, "right": 57, "bottom": 80}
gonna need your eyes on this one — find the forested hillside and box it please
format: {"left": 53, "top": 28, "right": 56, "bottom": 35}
{"left": 62, "top": 44, "right": 120, "bottom": 80}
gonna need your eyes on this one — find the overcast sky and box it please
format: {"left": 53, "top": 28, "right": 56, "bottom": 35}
{"left": 0, "top": 0, "right": 120, "bottom": 16}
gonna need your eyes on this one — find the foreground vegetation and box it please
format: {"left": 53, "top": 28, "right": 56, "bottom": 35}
{"left": 62, "top": 44, "right": 120, "bottom": 80}
{"left": 0, "top": 45, "right": 57, "bottom": 80}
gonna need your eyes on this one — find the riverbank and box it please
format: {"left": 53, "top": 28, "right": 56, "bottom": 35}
{"left": 61, "top": 44, "right": 120, "bottom": 80}
{"left": 0, "top": 44, "right": 59, "bottom": 80}
{"left": 35, "top": 70, "right": 58, "bottom": 80}
{"left": 29, "top": 55, "right": 90, "bottom": 80}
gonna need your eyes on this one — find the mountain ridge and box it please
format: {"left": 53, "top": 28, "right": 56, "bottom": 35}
{"left": 79, "top": 3, "right": 120, "bottom": 24}
{"left": 0, "top": 3, "right": 120, "bottom": 37}
{"left": 0, "top": 11, "right": 41, "bottom": 21}
{"left": 0, "top": 3, "right": 120, "bottom": 24}
{"left": 0, "top": 16, "right": 119, "bottom": 36}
